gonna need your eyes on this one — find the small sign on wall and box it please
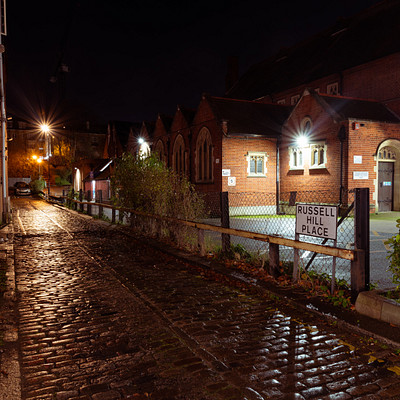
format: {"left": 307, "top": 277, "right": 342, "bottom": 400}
{"left": 222, "top": 169, "right": 231, "bottom": 176}
{"left": 227, "top": 177, "right": 236, "bottom": 186}
{"left": 353, "top": 171, "right": 369, "bottom": 180}
{"left": 353, "top": 155, "right": 362, "bottom": 164}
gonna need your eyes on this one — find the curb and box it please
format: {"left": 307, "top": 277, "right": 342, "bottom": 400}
{"left": 0, "top": 222, "right": 21, "bottom": 400}
{"left": 356, "top": 290, "right": 400, "bottom": 327}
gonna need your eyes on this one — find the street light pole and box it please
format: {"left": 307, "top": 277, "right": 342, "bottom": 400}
{"left": 47, "top": 132, "right": 50, "bottom": 198}
{"left": 40, "top": 124, "right": 51, "bottom": 198}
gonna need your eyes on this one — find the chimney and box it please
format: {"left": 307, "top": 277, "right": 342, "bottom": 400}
{"left": 225, "top": 56, "right": 239, "bottom": 94}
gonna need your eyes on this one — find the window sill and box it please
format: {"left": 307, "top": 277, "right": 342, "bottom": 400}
{"left": 247, "top": 174, "right": 267, "bottom": 178}
{"left": 309, "top": 165, "right": 326, "bottom": 170}
{"left": 289, "top": 167, "right": 304, "bottom": 171}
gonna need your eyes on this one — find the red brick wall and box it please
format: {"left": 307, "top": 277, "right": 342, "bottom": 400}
{"left": 280, "top": 93, "right": 343, "bottom": 198}
{"left": 268, "top": 53, "right": 400, "bottom": 116}
{"left": 169, "top": 108, "right": 191, "bottom": 176}
{"left": 347, "top": 120, "right": 400, "bottom": 209}
{"left": 221, "top": 136, "right": 277, "bottom": 193}
{"left": 152, "top": 116, "right": 169, "bottom": 163}
{"left": 191, "top": 97, "right": 223, "bottom": 193}
{"left": 344, "top": 54, "right": 400, "bottom": 116}
{"left": 280, "top": 92, "right": 400, "bottom": 210}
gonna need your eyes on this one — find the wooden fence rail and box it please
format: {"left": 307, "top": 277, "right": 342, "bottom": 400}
{"left": 60, "top": 196, "right": 357, "bottom": 283}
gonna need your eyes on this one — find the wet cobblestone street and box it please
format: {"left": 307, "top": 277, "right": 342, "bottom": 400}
{"left": 10, "top": 198, "right": 400, "bottom": 399}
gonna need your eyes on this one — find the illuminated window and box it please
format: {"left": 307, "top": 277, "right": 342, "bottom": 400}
{"left": 196, "top": 128, "right": 213, "bottom": 183}
{"left": 247, "top": 152, "right": 267, "bottom": 176}
{"left": 277, "top": 99, "right": 286, "bottom": 104}
{"left": 327, "top": 82, "right": 339, "bottom": 95}
{"left": 289, "top": 147, "right": 304, "bottom": 169}
{"left": 310, "top": 142, "right": 327, "bottom": 168}
{"left": 172, "top": 134, "right": 186, "bottom": 175}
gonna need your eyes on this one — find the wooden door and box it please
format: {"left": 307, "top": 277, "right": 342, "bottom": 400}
{"left": 378, "top": 161, "right": 394, "bottom": 212}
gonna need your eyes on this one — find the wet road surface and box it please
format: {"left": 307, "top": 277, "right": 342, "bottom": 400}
{"left": 11, "top": 198, "right": 400, "bottom": 399}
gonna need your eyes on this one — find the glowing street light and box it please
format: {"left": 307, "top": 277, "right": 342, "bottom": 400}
{"left": 40, "top": 123, "right": 52, "bottom": 197}
{"left": 32, "top": 155, "right": 43, "bottom": 177}
{"left": 40, "top": 124, "right": 50, "bottom": 134}
{"left": 297, "top": 135, "right": 309, "bottom": 148}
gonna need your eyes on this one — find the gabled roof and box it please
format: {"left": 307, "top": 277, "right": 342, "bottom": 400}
{"left": 177, "top": 106, "right": 196, "bottom": 125}
{"left": 227, "top": 0, "right": 400, "bottom": 100}
{"left": 142, "top": 121, "right": 155, "bottom": 136}
{"left": 207, "top": 96, "right": 292, "bottom": 136}
{"left": 158, "top": 113, "right": 173, "bottom": 131}
{"left": 83, "top": 159, "right": 113, "bottom": 182}
{"left": 316, "top": 93, "right": 400, "bottom": 123}
{"left": 109, "top": 121, "right": 138, "bottom": 148}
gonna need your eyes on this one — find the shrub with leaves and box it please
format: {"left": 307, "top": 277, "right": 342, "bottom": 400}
{"left": 111, "top": 153, "right": 205, "bottom": 221}
{"left": 30, "top": 178, "right": 46, "bottom": 194}
{"left": 385, "top": 218, "right": 400, "bottom": 290}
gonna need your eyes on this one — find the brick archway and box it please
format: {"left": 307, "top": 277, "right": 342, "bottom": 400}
{"left": 376, "top": 139, "right": 400, "bottom": 211}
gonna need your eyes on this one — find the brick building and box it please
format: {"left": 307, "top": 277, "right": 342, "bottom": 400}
{"left": 145, "top": 0, "right": 400, "bottom": 213}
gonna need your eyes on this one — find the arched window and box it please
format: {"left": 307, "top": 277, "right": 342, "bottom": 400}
{"left": 378, "top": 146, "right": 396, "bottom": 161}
{"left": 172, "top": 135, "right": 186, "bottom": 175}
{"left": 154, "top": 140, "right": 166, "bottom": 163}
{"left": 289, "top": 147, "right": 304, "bottom": 169}
{"left": 310, "top": 143, "right": 326, "bottom": 168}
{"left": 196, "top": 128, "right": 213, "bottom": 182}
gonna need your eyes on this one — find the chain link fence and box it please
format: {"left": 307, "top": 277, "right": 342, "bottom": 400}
{"left": 200, "top": 190, "right": 355, "bottom": 285}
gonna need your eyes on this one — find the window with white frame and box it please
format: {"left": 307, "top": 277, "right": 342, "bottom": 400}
{"left": 172, "top": 134, "right": 186, "bottom": 175}
{"left": 291, "top": 95, "right": 300, "bottom": 105}
{"left": 247, "top": 152, "right": 267, "bottom": 176}
{"left": 289, "top": 147, "right": 304, "bottom": 169}
{"left": 196, "top": 127, "right": 213, "bottom": 182}
{"left": 327, "top": 82, "right": 339, "bottom": 95}
{"left": 310, "top": 142, "right": 327, "bottom": 168}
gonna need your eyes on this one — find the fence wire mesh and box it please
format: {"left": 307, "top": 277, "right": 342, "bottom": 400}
{"left": 200, "top": 190, "right": 355, "bottom": 285}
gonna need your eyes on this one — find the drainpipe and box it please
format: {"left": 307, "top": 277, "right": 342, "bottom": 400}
{"left": 276, "top": 136, "right": 281, "bottom": 214}
{"left": 338, "top": 126, "right": 346, "bottom": 207}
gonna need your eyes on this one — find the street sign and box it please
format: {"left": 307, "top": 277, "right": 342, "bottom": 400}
{"left": 295, "top": 204, "right": 338, "bottom": 240}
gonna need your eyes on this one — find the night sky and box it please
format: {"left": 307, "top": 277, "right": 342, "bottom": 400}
{"left": 5, "top": 0, "right": 383, "bottom": 127}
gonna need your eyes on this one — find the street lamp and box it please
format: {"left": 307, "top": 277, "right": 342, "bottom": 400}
{"left": 40, "top": 124, "right": 51, "bottom": 198}
{"left": 32, "top": 155, "right": 42, "bottom": 177}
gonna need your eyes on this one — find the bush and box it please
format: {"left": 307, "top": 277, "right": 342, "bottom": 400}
{"left": 111, "top": 153, "right": 205, "bottom": 221}
{"left": 385, "top": 218, "right": 400, "bottom": 290}
{"left": 30, "top": 178, "right": 46, "bottom": 194}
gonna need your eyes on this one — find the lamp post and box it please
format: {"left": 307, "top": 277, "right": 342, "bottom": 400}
{"left": 32, "top": 155, "right": 42, "bottom": 177}
{"left": 40, "top": 124, "right": 51, "bottom": 198}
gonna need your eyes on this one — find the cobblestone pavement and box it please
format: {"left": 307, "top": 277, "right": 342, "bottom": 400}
{"left": 10, "top": 198, "right": 400, "bottom": 399}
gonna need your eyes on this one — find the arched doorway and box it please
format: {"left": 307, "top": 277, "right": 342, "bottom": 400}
{"left": 376, "top": 139, "right": 400, "bottom": 211}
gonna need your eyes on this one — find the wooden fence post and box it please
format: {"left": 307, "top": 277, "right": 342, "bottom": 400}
{"left": 351, "top": 188, "right": 370, "bottom": 302}
{"left": 268, "top": 242, "right": 280, "bottom": 278}
{"left": 79, "top": 189, "right": 83, "bottom": 212}
{"left": 220, "top": 192, "right": 230, "bottom": 254}
{"left": 197, "top": 228, "right": 205, "bottom": 256}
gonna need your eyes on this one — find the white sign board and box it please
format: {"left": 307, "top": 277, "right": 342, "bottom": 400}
{"left": 222, "top": 169, "right": 231, "bottom": 176}
{"left": 353, "top": 171, "right": 368, "bottom": 180}
{"left": 353, "top": 155, "right": 362, "bottom": 164}
{"left": 296, "top": 204, "right": 338, "bottom": 240}
{"left": 227, "top": 177, "right": 236, "bottom": 186}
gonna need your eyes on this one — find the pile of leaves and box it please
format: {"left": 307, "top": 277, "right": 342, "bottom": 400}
{"left": 211, "top": 244, "right": 353, "bottom": 309}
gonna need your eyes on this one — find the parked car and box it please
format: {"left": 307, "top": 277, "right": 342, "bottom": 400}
{"left": 14, "top": 181, "right": 31, "bottom": 196}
